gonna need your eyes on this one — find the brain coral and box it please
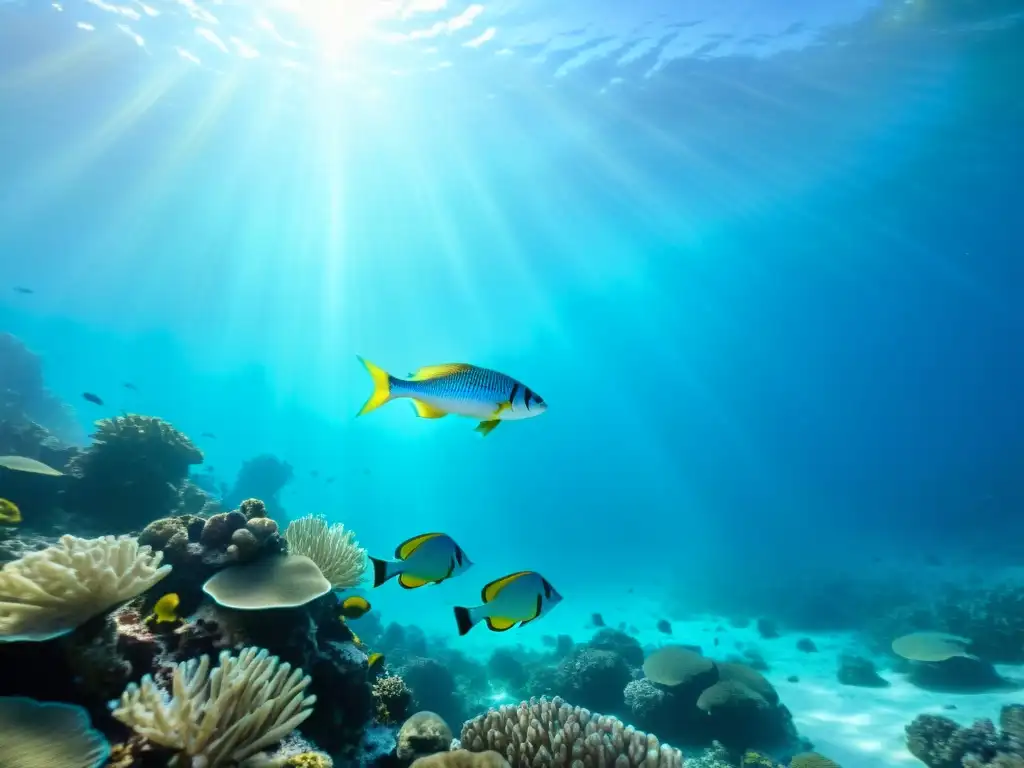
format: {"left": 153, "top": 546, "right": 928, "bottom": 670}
{"left": 460, "top": 696, "right": 684, "bottom": 768}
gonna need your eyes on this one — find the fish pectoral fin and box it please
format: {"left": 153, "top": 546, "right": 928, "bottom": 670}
{"left": 398, "top": 573, "right": 430, "bottom": 589}
{"left": 395, "top": 532, "right": 443, "bottom": 559}
{"left": 410, "top": 399, "right": 449, "bottom": 419}
{"left": 490, "top": 401, "right": 511, "bottom": 419}
{"left": 485, "top": 616, "right": 517, "bottom": 632}
{"left": 481, "top": 570, "right": 532, "bottom": 603}
{"left": 475, "top": 420, "right": 501, "bottom": 436}
{"left": 409, "top": 363, "right": 471, "bottom": 381}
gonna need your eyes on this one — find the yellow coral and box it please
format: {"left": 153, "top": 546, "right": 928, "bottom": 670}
{"left": 284, "top": 752, "right": 332, "bottom": 768}
{"left": 743, "top": 751, "right": 778, "bottom": 767}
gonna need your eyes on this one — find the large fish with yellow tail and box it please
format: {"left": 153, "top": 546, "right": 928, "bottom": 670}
{"left": 356, "top": 357, "right": 547, "bottom": 436}
{"left": 454, "top": 570, "right": 562, "bottom": 635}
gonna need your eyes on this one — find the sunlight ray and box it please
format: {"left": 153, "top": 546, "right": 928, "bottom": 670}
{"left": 0, "top": 28, "right": 106, "bottom": 91}
{"left": 0, "top": 63, "right": 187, "bottom": 234}
{"left": 60, "top": 69, "right": 247, "bottom": 298}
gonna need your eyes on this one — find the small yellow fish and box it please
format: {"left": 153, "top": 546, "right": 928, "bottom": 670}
{"left": 351, "top": 631, "right": 363, "bottom": 647}
{"left": 367, "top": 652, "right": 385, "bottom": 670}
{"left": 454, "top": 571, "right": 562, "bottom": 636}
{"left": 147, "top": 593, "right": 181, "bottom": 624}
{"left": 0, "top": 499, "right": 21, "bottom": 525}
{"left": 339, "top": 595, "right": 371, "bottom": 619}
{"left": 370, "top": 532, "right": 473, "bottom": 589}
{"left": 356, "top": 357, "right": 547, "bottom": 436}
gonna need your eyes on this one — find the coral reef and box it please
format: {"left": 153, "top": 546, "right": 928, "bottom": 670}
{"left": 64, "top": 414, "right": 206, "bottom": 532}
{"left": 460, "top": 696, "right": 684, "bottom": 768}
{"left": 373, "top": 673, "right": 415, "bottom": 725}
{"left": 906, "top": 705, "right": 1024, "bottom": 768}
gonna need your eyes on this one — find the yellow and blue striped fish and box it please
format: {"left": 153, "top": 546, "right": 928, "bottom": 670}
{"left": 356, "top": 357, "right": 547, "bottom": 436}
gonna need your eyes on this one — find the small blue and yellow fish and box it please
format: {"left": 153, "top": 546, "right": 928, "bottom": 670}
{"left": 146, "top": 593, "right": 181, "bottom": 624}
{"left": 339, "top": 595, "right": 371, "bottom": 619}
{"left": 0, "top": 499, "right": 22, "bottom": 525}
{"left": 370, "top": 532, "right": 472, "bottom": 589}
{"left": 454, "top": 571, "right": 562, "bottom": 636}
{"left": 356, "top": 357, "right": 547, "bottom": 436}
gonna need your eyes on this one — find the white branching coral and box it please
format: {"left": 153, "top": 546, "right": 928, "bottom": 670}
{"left": 112, "top": 646, "right": 316, "bottom": 767}
{"left": 283, "top": 514, "right": 367, "bottom": 589}
{"left": 0, "top": 534, "right": 171, "bottom": 642}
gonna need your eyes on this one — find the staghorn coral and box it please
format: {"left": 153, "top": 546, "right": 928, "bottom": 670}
{"left": 64, "top": 414, "right": 204, "bottom": 530}
{"left": 460, "top": 696, "right": 684, "bottom": 768}
{"left": 284, "top": 514, "right": 367, "bottom": 589}
{"left": 374, "top": 673, "right": 414, "bottom": 725}
{"left": 0, "top": 695, "right": 111, "bottom": 768}
{"left": 0, "top": 534, "right": 171, "bottom": 642}
{"left": 112, "top": 646, "right": 316, "bottom": 767}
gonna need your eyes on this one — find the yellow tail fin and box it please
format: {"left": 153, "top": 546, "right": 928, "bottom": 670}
{"left": 357, "top": 356, "right": 392, "bottom": 416}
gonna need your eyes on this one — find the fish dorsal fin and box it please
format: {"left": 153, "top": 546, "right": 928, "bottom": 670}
{"left": 482, "top": 570, "right": 532, "bottom": 603}
{"left": 409, "top": 364, "right": 471, "bottom": 381}
{"left": 396, "top": 532, "right": 444, "bottom": 560}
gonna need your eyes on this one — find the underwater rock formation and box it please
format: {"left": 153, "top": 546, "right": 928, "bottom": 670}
{"left": 836, "top": 653, "right": 889, "bottom": 688}
{"left": 226, "top": 453, "right": 295, "bottom": 524}
{"left": 63, "top": 414, "right": 206, "bottom": 532}
{"left": 397, "top": 711, "right": 453, "bottom": 763}
{"left": 0, "top": 332, "right": 81, "bottom": 444}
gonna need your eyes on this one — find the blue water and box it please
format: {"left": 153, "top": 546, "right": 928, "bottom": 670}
{"left": 1, "top": 0, "right": 1022, "bottom": 648}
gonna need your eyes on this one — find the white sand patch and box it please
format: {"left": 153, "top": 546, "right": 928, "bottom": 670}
{"left": 456, "top": 610, "right": 1024, "bottom": 768}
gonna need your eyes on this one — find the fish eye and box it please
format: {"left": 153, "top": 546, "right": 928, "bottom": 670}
{"left": 533, "top": 394, "right": 545, "bottom": 404}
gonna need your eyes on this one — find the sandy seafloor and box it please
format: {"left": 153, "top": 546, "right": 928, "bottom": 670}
{"left": 436, "top": 607, "right": 1022, "bottom": 768}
